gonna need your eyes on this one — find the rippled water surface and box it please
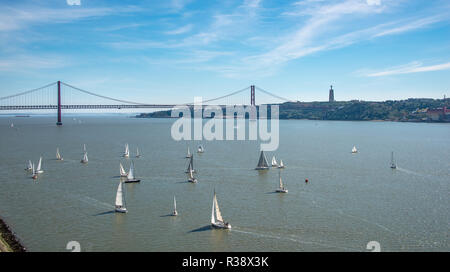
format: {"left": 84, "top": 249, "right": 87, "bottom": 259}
{"left": 0, "top": 116, "right": 448, "bottom": 251}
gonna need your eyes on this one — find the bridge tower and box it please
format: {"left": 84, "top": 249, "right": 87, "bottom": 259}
{"left": 251, "top": 85, "right": 255, "bottom": 106}
{"left": 56, "top": 81, "right": 62, "bottom": 126}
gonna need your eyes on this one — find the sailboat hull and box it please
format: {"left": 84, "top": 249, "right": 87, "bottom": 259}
{"left": 211, "top": 222, "right": 231, "bottom": 229}
{"left": 188, "top": 178, "right": 197, "bottom": 183}
{"left": 255, "top": 167, "right": 269, "bottom": 170}
{"left": 275, "top": 189, "right": 288, "bottom": 193}
{"left": 115, "top": 207, "right": 127, "bottom": 213}
{"left": 124, "top": 179, "right": 140, "bottom": 183}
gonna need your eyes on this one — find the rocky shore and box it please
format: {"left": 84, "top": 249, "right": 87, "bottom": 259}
{"left": 0, "top": 216, "right": 26, "bottom": 252}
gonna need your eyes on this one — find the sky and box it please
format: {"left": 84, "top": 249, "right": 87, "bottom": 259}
{"left": 0, "top": 0, "right": 449, "bottom": 105}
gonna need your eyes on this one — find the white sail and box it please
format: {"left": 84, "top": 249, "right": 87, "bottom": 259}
{"left": 174, "top": 196, "right": 177, "bottom": 212}
{"left": 186, "top": 147, "right": 191, "bottom": 158}
{"left": 197, "top": 145, "right": 204, "bottom": 153}
{"left": 56, "top": 148, "right": 62, "bottom": 160}
{"left": 82, "top": 152, "right": 88, "bottom": 163}
{"left": 352, "top": 146, "right": 357, "bottom": 153}
{"left": 279, "top": 160, "right": 284, "bottom": 168}
{"left": 115, "top": 181, "right": 124, "bottom": 207}
{"left": 36, "top": 157, "right": 42, "bottom": 172}
{"left": 214, "top": 192, "right": 224, "bottom": 222}
{"left": 136, "top": 148, "right": 140, "bottom": 157}
{"left": 189, "top": 169, "right": 194, "bottom": 179}
{"left": 120, "top": 163, "right": 126, "bottom": 176}
{"left": 127, "top": 161, "right": 135, "bottom": 180}
{"left": 32, "top": 163, "right": 35, "bottom": 175}
{"left": 27, "top": 160, "right": 32, "bottom": 170}
{"left": 83, "top": 144, "right": 86, "bottom": 152}
{"left": 279, "top": 171, "right": 283, "bottom": 189}
{"left": 271, "top": 156, "right": 277, "bottom": 166}
{"left": 211, "top": 194, "right": 215, "bottom": 224}
{"left": 124, "top": 144, "right": 130, "bottom": 157}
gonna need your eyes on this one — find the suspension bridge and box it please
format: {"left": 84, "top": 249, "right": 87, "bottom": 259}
{"left": 0, "top": 81, "right": 293, "bottom": 125}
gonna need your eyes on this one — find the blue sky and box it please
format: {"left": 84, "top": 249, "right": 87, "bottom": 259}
{"left": 0, "top": 0, "right": 449, "bottom": 104}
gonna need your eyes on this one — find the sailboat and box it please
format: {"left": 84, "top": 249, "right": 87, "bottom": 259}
{"left": 31, "top": 163, "right": 38, "bottom": 180}
{"left": 123, "top": 143, "right": 130, "bottom": 158}
{"left": 352, "top": 146, "right": 358, "bottom": 153}
{"left": 188, "top": 168, "right": 197, "bottom": 183}
{"left": 186, "top": 147, "right": 191, "bottom": 158}
{"left": 114, "top": 181, "right": 127, "bottom": 213}
{"left": 185, "top": 154, "right": 196, "bottom": 173}
{"left": 255, "top": 150, "right": 269, "bottom": 170}
{"left": 211, "top": 190, "right": 231, "bottom": 229}
{"left": 119, "top": 162, "right": 127, "bottom": 177}
{"left": 197, "top": 145, "right": 204, "bottom": 153}
{"left": 81, "top": 152, "right": 88, "bottom": 164}
{"left": 278, "top": 159, "right": 285, "bottom": 169}
{"left": 125, "top": 161, "right": 140, "bottom": 183}
{"left": 271, "top": 156, "right": 278, "bottom": 167}
{"left": 25, "top": 160, "right": 33, "bottom": 171}
{"left": 36, "top": 157, "right": 44, "bottom": 174}
{"left": 275, "top": 170, "right": 288, "bottom": 193}
{"left": 135, "top": 148, "right": 141, "bottom": 158}
{"left": 56, "top": 148, "right": 63, "bottom": 161}
{"left": 390, "top": 151, "right": 397, "bottom": 169}
{"left": 10, "top": 123, "right": 14, "bottom": 128}
{"left": 172, "top": 196, "right": 178, "bottom": 216}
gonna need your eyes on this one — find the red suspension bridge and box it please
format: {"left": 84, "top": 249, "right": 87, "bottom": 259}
{"left": 0, "top": 81, "right": 293, "bottom": 125}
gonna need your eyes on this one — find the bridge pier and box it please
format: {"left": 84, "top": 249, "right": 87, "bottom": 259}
{"left": 56, "top": 81, "right": 62, "bottom": 126}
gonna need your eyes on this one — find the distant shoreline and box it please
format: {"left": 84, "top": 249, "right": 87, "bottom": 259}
{"left": 0, "top": 216, "right": 26, "bottom": 252}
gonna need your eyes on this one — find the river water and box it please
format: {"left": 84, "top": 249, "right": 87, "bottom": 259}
{"left": 0, "top": 116, "right": 448, "bottom": 251}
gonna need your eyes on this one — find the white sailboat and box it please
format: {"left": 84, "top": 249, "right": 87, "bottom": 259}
{"left": 25, "top": 160, "right": 33, "bottom": 171}
{"left": 135, "top": 148, "right": 141, "bottom": 158}
{"left": 119, "top": 162, "right": 127, "bottom": 177}
{"left": 31, "top": 163, "right": 37, "bottom": 180}
{"left": 255, "top": 150, "right": 269, "bottom": 170}
{"left": 114, "top": 181, "right": 127, "bottom": 213}
{"left": 10, "top": 123, "right": 14, "bottom": 128}
{"left": 188, "top": 168, "right": 197, "bottom": 183}
{"left": 390, "top": 151, "right": 397, "bottom": 169}
{"left": 211, "top": 191, "right": 231, "bottom": 229}
{"left": 56, "top": 148, "right": 63, "bottom": 161}
{"left": 186, "top": 147, "right": 191, "bottom": 158}
{"left": 278, "top": 159, "right": 285, "bottom": 169}
{"left": 36, "top": 157, "right": 44, "bottom": 174}
{"left": 125, "top": 161, "right": 140, "bottom": 183}
{"left": 271, "top": 156, "right": 278, "bottom": 167}
{"left": 352, "top": 146, "right": 358, "bottom": 153}
{"left": 197, "top": 145, "right": 204, "bottom": 153}
{"left": 275, "top": 170, "right": 288, "bottom": 193}
{"left": 123, "top": 143, "right": 130, "bottom": 158}
{"left": 172, "top": 196, "right": 178, "bottom": 216}
{"left": 81, "top": 152, "right": 88, "bottom": 164}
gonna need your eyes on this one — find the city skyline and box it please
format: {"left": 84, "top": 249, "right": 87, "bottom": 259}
{"left": 0, "top": 0, "right": 449, "bottom": 104}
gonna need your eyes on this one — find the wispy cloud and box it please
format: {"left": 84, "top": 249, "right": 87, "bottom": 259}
{"left": 234, "top": 0, "right": 450, "bottom": 77}
{"left": 165, "top": 24, "right": 193, "bottom": 35}
{"left": 364, "top": 61, "right": 450, "bottom": 77}
{"left": 0, "top": 54, "right": 68, "bottom": 72}
{"left": 0, "top": 5, "right": 141, "bottom": 32}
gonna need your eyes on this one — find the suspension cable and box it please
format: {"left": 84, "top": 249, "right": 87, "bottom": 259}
{"left": 254, "top": 86, "right": 294, "bottom": 103}
{"left": 0, "top": 82, "right": 57, "bottom": 101}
